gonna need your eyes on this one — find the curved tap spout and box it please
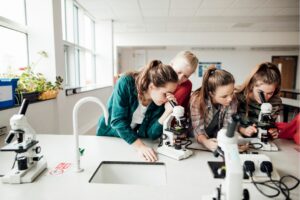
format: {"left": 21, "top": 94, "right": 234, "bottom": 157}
{"left": 73, "top": 97, "right": 108, "bottom": 172}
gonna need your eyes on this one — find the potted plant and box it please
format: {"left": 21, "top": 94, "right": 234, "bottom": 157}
{"left": 38, "top": 76, "right": 63, "bottom": 100}
{"left": 15, "top": 51, "right": 63, "bottom": 103}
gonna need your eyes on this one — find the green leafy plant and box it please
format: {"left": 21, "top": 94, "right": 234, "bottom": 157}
{"left": 15, "top": 51, "right": 63, "bottom": 94}
{"left": 16, "top": 67, "right": 63, "bottom": 93}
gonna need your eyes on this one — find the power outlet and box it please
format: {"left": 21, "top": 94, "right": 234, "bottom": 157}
{"left": 0, "top": 126, "right": 7, "bottom": 136}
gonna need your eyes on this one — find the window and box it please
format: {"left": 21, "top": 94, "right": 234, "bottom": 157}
{"left": 61, "top": 0, "right": 96, "bottom": 88}
{"left": 0, "top": 0, "right": 28, "bottom": 76}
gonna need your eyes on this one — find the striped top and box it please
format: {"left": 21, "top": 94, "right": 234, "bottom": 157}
{"left": 190, "top": 91, "right": 238, "bottom": 138}
{"left": 236, "top": 92, "right": 282, "bottom": 127}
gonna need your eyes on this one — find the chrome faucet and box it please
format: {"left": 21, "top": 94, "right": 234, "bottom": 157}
{"left": 72, "top": 97, "right": 108, "bottom": 172}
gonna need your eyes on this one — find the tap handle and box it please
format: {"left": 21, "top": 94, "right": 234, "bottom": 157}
{"left": 18, "top": 99, "right": 29, "bottom": 115}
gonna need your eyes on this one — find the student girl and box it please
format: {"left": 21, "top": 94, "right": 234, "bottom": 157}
{"left": 235, "top": 62, "right": 282, "bottom": 139}
{"left": 170, "top": 51, "right": 199, "bottom": 111}
{"left": 97, "top": 60, "right": 178, "bottom": 162}
{"left": 190, "top": 66, "right": 237, "bottom": 152}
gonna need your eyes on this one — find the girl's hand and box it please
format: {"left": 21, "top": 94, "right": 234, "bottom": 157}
{"left": 238, "top": 143, "right": 249, "bottom": 152}
{"left": 203, "top": 138, "right": 218, "bottom": 152}
{"left": 133, "top": 139, "right": 157, "bottom": 162}
{"left": 268, "top": 128, "right": 279, "bottom": 139}
{"left": 241, "top": 124, "right": 257, "bottom": 137}
{"left": 164, "top": 93, "right": 177, "bottom": 114}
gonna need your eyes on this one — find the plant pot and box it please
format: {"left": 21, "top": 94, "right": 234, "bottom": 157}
{"left": 38, "top": 90, "right": 58, "bottom": 100}
{"left": 15, "top": 92, "right": 41, "bottom": 105}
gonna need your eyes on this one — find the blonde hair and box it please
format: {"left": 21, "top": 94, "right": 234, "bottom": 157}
{"left": 171, "top": 51, "right": 199, "bottom": 71}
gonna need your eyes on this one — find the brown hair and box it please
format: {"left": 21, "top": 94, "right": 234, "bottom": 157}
{"left": 192, "top": 65, "right": 235, "bottom": 117}
{"left": 127, "top": 60, "right": 178, "bottom": 99}
{"left": 171, "top": 51, "right": 199, "bottom": 71}
{"left": 236, "top": 62, "right": 281, "bottom": 115}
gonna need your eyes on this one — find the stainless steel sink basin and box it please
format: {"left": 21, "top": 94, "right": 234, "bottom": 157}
{"left": 89, "top": 161, "right": 166, "bottom": 186}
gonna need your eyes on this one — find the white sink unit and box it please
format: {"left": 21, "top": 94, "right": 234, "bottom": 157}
{"left": 89, "top": 161, "right": 166, "bottom": 186}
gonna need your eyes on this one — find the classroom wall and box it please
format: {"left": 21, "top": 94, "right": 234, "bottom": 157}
{"left": 118, "top": 47, "right": 299, "bottom": 91}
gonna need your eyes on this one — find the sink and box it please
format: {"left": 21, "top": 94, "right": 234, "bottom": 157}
{"left": 89, "top": 161, "right": 166, "bottom": 186}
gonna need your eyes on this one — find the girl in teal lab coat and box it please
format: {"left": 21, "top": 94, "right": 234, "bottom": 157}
{"left": 97, "top": 60, "right": 178, "bottom": 162}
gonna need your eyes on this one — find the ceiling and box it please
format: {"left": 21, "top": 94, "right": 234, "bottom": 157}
{"left": 78, "top": 0, "right": 299, "bottom": 33}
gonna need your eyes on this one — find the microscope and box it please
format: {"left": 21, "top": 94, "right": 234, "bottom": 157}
{"left": 204, "top": 114, "right": 249, "bottom": 200}
{"left": 247, "top": 90, "right": 278, "bottom": 151}
{"left": 1, "top": 99, "right": 47, "bottom": 184}
{"left": 157, "top": 100, "right": 193, "bottom": 160}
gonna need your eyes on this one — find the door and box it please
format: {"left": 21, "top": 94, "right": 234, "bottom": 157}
{"left": 272, "top": 56, "right": 298, "bottom": 97}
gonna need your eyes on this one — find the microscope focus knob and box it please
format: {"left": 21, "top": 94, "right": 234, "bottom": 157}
{"left": 174, "top": 139, "right": 181, "bottom": 150}
{"left": 35, "top": 146, "right": 41, "bottom": 154}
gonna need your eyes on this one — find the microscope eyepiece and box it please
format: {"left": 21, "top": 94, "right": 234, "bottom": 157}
{"left": 258, "top": 90, "right": 266, "bottom": 103}
{"left": 169, "top": 100, "right": 177, "bottom": 108}
{"left": 18, "top": 99, "right": 29, "bottom": 115}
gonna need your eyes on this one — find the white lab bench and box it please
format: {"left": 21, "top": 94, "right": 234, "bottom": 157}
{"left": 0, "top": 135, "right": 299, "bottom": 200}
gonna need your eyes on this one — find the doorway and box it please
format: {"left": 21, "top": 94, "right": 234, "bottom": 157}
{"left": 272, "top": 56, "right": 298, "bottom": 91}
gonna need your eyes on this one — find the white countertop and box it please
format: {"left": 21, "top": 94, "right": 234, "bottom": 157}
{"left": 0, "top": 135, "right": 299, "bottom": 200}
{"left": 281, "top": 97, "right": 300, "bottom": 108}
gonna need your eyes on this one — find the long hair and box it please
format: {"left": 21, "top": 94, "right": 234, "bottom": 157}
{"left": 192, "top": 65, "right": 235, "bottom": 118}
{"left": 127, "top": 60, "right": 178, "bottom": 99}
{"left": 236, "top": 62, "right": 281, "bottom": 115}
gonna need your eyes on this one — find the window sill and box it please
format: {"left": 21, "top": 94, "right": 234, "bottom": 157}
{"left": 65, "top": 84, "right": 112, "bottom": 96}
{"left": 0, "top": 98, "right": 56, "bottom": 112}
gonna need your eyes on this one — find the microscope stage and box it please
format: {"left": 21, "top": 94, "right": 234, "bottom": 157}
{"left": 1, "top": 140, "right": 39, "bottom": 153}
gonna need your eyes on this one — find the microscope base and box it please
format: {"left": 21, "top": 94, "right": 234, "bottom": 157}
{"left": 2, "top": 159, "right": 47, "bottom": 184}
{"left": 157, "top": 146, "right": 193, "bottom": 160}
{"left": 250, "top": 138, "right": 279, "bottom": 151}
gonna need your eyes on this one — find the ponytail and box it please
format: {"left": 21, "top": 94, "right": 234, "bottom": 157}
{"left": 133, "top": 60, "right": 178, "bottom": 99}
{"left": 193, "top": 65, "right": 235, "bottom": 118}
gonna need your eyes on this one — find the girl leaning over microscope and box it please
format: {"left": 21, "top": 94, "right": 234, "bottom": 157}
{"left": 190, "top": 66, "right": 237, "bottom": 152}
{"left": 235, "top": 62, "right": 282, "bottom": 139}
{"left": 97, "top": 60, "right": 178, "bottom": 162}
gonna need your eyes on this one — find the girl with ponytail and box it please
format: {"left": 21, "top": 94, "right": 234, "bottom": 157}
{"left": 190, "top": 66, "right": 237, "bottom": 151}
{"left": 97, "top": 60, "right": 178, "bottom": 162}
{"left": 236, "top": 62, "right": 282, "bottom": 139}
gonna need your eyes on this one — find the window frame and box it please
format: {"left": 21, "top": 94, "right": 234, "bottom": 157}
{"left": 61, "top": 0, "right": 99, "bottom": 93}
{"left": 0, "top": 0, "right": 29, "bottom": 73}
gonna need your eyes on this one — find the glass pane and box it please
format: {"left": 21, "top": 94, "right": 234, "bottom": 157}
{"left": 84, "top": 15, "right": 93, "bottom": 50}
{"left": 0, "top": 27, "right": 27, "bottom": 76}
{"left": 78, "top": 9, "right": 84, "bottom": 47}
{"left": 65, "top": 0, "right": 74, "bottom": 43}
{"left": 64, "top": 46, "right": 76, "bottom": 87}
{"left": 0, "top": 0, "right": 26, "bottom": 24}
{"left": 78, "top": 51, "right": 95, "bottom": 86}
{"left": 61, "top": 0, "right": 66, "bottom": 40}
{"left": 84, "top": 52, "right": 94, "bottom": 85}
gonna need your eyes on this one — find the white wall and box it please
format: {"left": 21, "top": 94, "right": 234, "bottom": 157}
{"left": 119, "top": 47, "right": 299, "bottom": 91}
{"left": 115, "top": 32, "right": 299, "bottom": 47}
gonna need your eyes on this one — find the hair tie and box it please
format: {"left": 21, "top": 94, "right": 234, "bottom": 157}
{"left": 209, "top": 69, "right": 216, "bottom": 75}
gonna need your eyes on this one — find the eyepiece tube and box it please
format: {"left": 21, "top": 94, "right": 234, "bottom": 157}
{"left": 258, "top": 90, "right": 266, "bottom": 103}
{"left": 226, "top": 114, "right": 240, "bottom": 138}
{"left": 169, "top": 100, "right": 177, "bottom": 108}
{"left": 18, "top": 99, "right": 29, "bottom": 115}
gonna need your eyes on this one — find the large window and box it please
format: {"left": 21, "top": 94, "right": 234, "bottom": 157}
{"left": 0, "top": 0, "right": 28, "bottom": 76}
{"left": 61, "top": 0, "right": 96, "bottom": 88}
